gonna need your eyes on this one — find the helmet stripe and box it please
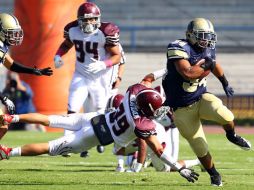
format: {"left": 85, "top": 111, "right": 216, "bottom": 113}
{"left": 9, "top": 14, "right": 19, "bottom": 26}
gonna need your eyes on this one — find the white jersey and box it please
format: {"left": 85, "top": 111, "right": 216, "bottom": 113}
{"left": 105, "top": 83, "right": 157, "bottom": 147}
{"left": 64, "top": 21, "right": 120, "bottom": 80}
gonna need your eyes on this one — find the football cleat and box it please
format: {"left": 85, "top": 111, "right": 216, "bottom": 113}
{"left": 226, "top": 134, "right": 251, "bottom": 151}
{"left": 115, "top": 165, "right": 125, "bottom": 172}
{"left": 80, "top": 151, "right": 89, "bottom": 158}
{"left": 0, "top": 114, "right": 14, "bottom": 125}
{"left": 0, "top": 145, "right": 12, "bottom": 160}
{"left": 210, "top": 175, "right": 223, "bottom": 186}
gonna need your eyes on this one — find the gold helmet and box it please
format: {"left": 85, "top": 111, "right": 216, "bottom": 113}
{"left": 0, "top": 13, "right": 23, "bottom": 46}
{"left": 186, "top": 18, "right": 217, "bottom": 49}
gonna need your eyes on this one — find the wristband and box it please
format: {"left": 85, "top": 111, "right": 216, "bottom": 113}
{"left": 160, "top": 151, "right": 182, "bottom": 171}
{"left": 218, "top": 74, "right": 229, "bottom": 87}
{"left": 117, "top": 76, "right": 122, "bottom": 81}
{"left": 105, "top": 59, "right": 113, "bottom": 67}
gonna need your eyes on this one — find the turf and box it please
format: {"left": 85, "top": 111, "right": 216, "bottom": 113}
{"left": 0, "top": 131, "right": 253, "bottom": 190}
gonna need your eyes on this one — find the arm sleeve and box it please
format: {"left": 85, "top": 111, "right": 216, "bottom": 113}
{"left": 9, "top": 62, "right": 35, "bottom": 74}
{"left": 152, "top": 69, "right": 167, "bottom": 80}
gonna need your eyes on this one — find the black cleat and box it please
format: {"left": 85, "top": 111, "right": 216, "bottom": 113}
{"left": 210, "top": 175, "right": 223, "bottom": 186}
{"left": 80, "top": 151, "right": 89, "bottom": 158}
{"left": 96, "top": 145, "right": 105, "bottom": 153}
{"left": 226, "top": 134, "right": 251, "bottom": 150}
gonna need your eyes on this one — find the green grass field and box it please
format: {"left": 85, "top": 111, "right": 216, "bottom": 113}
{"left": 0, "top": 131, "right": 253, "bottom": 190}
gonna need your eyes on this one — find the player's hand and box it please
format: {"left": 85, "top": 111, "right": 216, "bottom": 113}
{"left": 223, "top": 85, "right": 234, "bottom": 97}
{"left": 33, "top": 67, "right": 53, "bottom": 76}
{"left": 0, "top": 96, "right": 15, "bottom": 114}
{"left": 87, "top": 58, "right": 106, "bottom": 74}
{"left": 179, "top": 167, "right": 199, "bottom": 183}
{"left": 54, "top": 55, "right": 64, "bottom": 69}
{"left": 200, "top": 57, "right": 216, "bottom": 71}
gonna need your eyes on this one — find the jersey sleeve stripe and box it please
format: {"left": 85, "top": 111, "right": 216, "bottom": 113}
{"left": 167, "top": 49, "right": 189, "bottom": 59}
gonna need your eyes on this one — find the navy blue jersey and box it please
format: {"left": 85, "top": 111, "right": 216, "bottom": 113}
{"left": 0, "top": 41, "right": 9, "bottom": 64}
{"left": 162, "top": 39, "right": 216, "bottom": 108}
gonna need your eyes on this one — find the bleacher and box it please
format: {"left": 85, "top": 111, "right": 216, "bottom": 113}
{"left": 1, "top": 0, "right": 253, "bottom": 119}
{"left": 95, "top": 0, "right": 254, "bottom": 52}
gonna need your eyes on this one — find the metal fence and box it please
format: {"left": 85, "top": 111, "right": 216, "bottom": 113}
{"left": 218, "top": 95, "right": 254, "bottom": 118}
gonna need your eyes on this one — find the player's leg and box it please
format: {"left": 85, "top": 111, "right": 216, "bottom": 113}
{"left": 167, "top": 127, "right": 179, "bottom": 161}
{"left": 200, "top": 93, "right": 251, "bottom": 150}
{"left": 1, "top": 121, "right": 100, "bottom": 160}
{"left": 88, "top": 79, "right": 111, "bottom": 154}
{"left": 174, "top": 104, "right": 222, "bottom": 186}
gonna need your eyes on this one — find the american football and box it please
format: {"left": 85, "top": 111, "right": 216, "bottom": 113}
{"left": 196, "top": 58, "right": 211, "bottom": 78}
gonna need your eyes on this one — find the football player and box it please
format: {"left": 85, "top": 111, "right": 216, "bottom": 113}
{"left": 54, "top": 2, "right": 122, "bottom": 115}
{"left": 0, "top": 13, "right": 53, "bottom": 140}
{"left": 53, "top": 2, "right": 122, "bottom": 157}
{"left": 143, "top": 18, "right": 251, "bottom": 186}
{"left": 111, "top": 87, "right": 199, "bottom": 173}
{"left": 0, "top": 83, "right": 199, "bottom": 184}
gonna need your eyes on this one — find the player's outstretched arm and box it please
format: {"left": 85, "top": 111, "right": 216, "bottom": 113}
{"left": 3, "top": 54, "right": 53, "bottom": 76}
{"left": 145, "top": 135, "right": 199, "bottom": 183}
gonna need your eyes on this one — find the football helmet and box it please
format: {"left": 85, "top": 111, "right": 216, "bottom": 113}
{"left": 0, "top": 13, "right": 23, "bottom": 46}
{"left": 154, "top": 85, "right": 166, "bottom": 103}
{"left": 136, "top": 89, "right": 163, "bottom": 118}
{"left": 77, "top": 2, "right": 101, "bottom": 33}
{"left": 186, "top": 18, "right": 217, "bottom": 49}
{"left": 106, "top": 94, "right": 124, "bottom": 112}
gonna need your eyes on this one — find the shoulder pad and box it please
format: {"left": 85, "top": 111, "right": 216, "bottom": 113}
{"left": 167, "top": 40, "right": 189, "bottom": 60}
{"left": 64, "top": 20, "right": 78, "bottom": 39}
{"left": 134, "top": 118, "right": 157, "bottom": 139}
{"left": 100, "top": 22, "right": 120, "bottom": 46}
{"left": 100, "top": 22, "right": 120, "bottom": 36}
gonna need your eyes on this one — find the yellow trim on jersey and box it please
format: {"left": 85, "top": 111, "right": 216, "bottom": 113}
{"left": 167, "top": 49, "right": 189, "bottom": 59}
{"left": 0, "top": 51, "right": 5, "bottom": 60}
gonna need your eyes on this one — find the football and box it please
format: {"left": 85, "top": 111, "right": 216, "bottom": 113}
{"left": 196, "top": 58, "right": 211, "bottom": 79}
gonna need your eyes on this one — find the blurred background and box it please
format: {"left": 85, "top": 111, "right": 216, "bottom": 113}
{"left": 0, "top": 0, "right": 253, "bottom": 123}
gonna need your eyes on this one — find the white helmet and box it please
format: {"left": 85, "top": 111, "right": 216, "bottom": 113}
{"left": 0, "top": 13, "right": 23, "bottom": 46}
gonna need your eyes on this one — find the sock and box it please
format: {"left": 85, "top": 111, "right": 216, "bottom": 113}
{"left": 10, "top": 147, "right": 21, "bottom": 157}
{"left": 184, "top": 159, "right": 200, "bottom": 168}
{"left": 225, "top": 129, "right": 237, "bottom": 141}
{"left": 225, "top": 129, "right": 235, "bottom": 137}
{"left": 11, "top": 115, "right": 20, "bottom": 123}
{"left": 206, "top": 165, "right": 220, "bottom": 176}
{"left": 117, "top": 156, "right": 124, "bottom": 168}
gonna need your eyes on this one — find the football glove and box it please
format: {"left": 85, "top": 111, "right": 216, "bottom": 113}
{"left": 87, "top": 58, "right": 107, "bottom": 74}
{"left": 179, "top": 167, "right": 199, "bottom": 183}
{"left": 223, "top": 85, "right": 234, "bottom": 97}
{"left": 200, "top": 57, "right": 216, "bottom": 71}
{"left": 33, "top": 67, "right": 53, "bottom": 76}
{"left": 54, "top": 55, "right": 64, "bottom": 69}
{"left": 0, "top": 96, "right": 15, "bottom": 114}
